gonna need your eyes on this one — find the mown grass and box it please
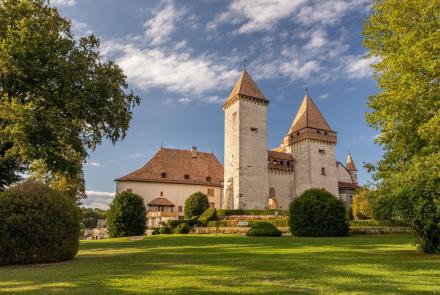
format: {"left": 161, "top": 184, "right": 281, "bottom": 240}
{"left": 0, "top": 234, "right": 439, "bottom": 294}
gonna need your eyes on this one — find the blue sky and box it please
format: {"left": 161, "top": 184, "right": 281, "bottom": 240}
{"left": 53, "top": 0, "right": 382, "bottom": 209}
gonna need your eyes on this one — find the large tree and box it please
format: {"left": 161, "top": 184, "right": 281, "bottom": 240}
{"left": 363, "top": 0, "right": 440, "bottom": 253}
{"left": 0, "top": 0, "right": 139, "bottom": 194}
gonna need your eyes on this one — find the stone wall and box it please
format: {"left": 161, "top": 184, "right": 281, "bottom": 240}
{"left": 268, "top": 169, "right": 295, "bottom": 210}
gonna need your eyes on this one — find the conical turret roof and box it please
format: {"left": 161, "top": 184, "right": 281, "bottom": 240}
{"left": 346, "top": 153, "right": 357, "bottom": 171}
{"left": 288, "top": 93, "right": 333, "bottom": 134}
{"left": 226, "top": 69, "right": 267, "bottom": 102}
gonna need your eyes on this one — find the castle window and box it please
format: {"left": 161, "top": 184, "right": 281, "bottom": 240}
{"left": 206, "top": 176, "right": 212, "bottom": 182}
{"left": 291, "top": 135, "right": 293, "bottom": 138}
{"left": 321, "top": 167, "right": 326, "bottom": 175}
{"left": 297, "top": 132, "right": 300, "bottom": 135}
{"left": 126, "top": 189, "right": 132, "bottom": 192}
{"left": 209, "top": 202, "right": 215, "bottom": 208}
{"left": 280, "top": 160, "right": 284, "bottom": 165}
{"left": 287, "top": 161, "right": 290, "bottom": 166}
{"left": 319, "top": 149, "right": 326, "bottom": 154}
{"left": 324, "top": 131, "right": 328, "bottom": 135}
{"left": 178, "top": 206, "right": 182, "bottom": 212}
{"left": 160, "top": 191, "right": 164, "bottom": 196}
{"left": 184, "top": 174, "right": 190, "bottom": 180}
{"left": 161, "top": 172, "right": 167, "bottom": 178}
{"left": 317, "top": 130, "right": 320, "bottom": 133}
{"left": 250, "top": 127, "right": 258, "bottom": 132}
{"left": 207, "top": 188, "right": 214, "bottom": 196}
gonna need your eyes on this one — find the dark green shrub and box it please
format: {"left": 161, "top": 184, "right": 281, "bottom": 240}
{"left": 184, "top": 192, "right": 209, "bottom": 218}
{"left": 247, "top": 222, "right": 282, "bottom": 237}
{"left": 151, "top": 228, "right": 160, "bottom": 235}
{"left": 0, "top": 180, "right": 81, "bottom": 265}
{"left": 107, "top": 191, "right": 146, "bottom": 237}
{"left": 198, "top": 208, "right": 217, "bottom": 225}
{"left": 167, "top": 219, "right": 185, "bottom": 228}
{"left": 289, "top": 189, "right": 349, "bottom": 237}
{"left": 174, "top": 223, "right": 190, "bottom": 234}
{"left": 159, "top": 226, "right": 173, "bottom": 234}
{"left": 216, "top": 209, "right": 287, "bottom": 216}
{"left": 207, "top": 220, "right": 218, "bottom": 227}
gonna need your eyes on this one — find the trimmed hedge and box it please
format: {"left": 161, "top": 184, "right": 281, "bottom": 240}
{"left": 159, "top": 226, "right": 173, "bottom": 234}
{"left": 216, "top": 209, "right": 287, "bottom": 216}
{"left": 107, "top": 191, "right": 146, "bottom": 237}
{"left": 247, "top": 222, "right": 282, "bottom": 237}
{"left": 198, "top": 208, "right": 217, "bottom": 225}
{"left": 167, "top": 216, "right": 198, "bottom": 228}
{"left": 289, "top": 189, "right": 349, "bottom": 237}
{"left": 0, "top": 180, "right": 81, "bottom": 265}
{"left": 350, "top": 219, "right": 410, "bottom": 227}
{"left": 184, "top": 192, "right": 209, "bottom": 219}
{"left": 174, "top": 223, "right": 190, "bottom": 234}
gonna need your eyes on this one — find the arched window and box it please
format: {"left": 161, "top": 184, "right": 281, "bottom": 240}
{"left": 206, "top": 176, "right": 212, "bottom": 182}
{"left": 184, "top": 174, "right": 190, "bottom": 180}
{"left": 161, "top": 172, "right": 167, "bottom": 178}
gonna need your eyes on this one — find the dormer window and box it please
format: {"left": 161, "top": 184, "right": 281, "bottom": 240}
{"left": 206, "top": 176, "right": 212, "bottom": 182}
{"left": 184, "top": 174, "right": 190, "bottom": 180}
{"left": 161, "top": 172, "right": 167, "bottom": 178}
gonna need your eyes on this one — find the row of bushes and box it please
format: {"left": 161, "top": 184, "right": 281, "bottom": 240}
{"left": 350, "top": 219, "right": 410, "bottom": 227}
{"left": 216, "top": 209, "right": 287, "bottom": 216}
{"left": 205, "top": 217, "right": 289, "bottom": 228}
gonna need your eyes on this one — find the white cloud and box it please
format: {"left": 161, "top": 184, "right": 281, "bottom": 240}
{"left": 86, "top": 162, "right": 100, "bottom": 167}
{"left": 346, "top": 55, "right": 380, "bottom": 79}
{"left": 144, "top": 3, "right": 185, "bottom": 46}
{"left": 318, "top": 93, "right": 329, "bottom": 100}
{"left": 178, "top": 97, "right": 192, "bottom": 103}
{"left": 303, "top": 29, "right": 327, "bottom": 50}
{"left": 103, "top": 42, "right": 240, "bottom": 95}
{"left": 71, "top": 20, "right": 92, "bottom": 36}
{"left": 83, "top": 191, "right": 115, "bottom": 210}
{"left": 50, "top": 0, "right": 76, "bottom": 6}
{"left": 208, "top": 0, "right": 305, "bottom": 33}
{"left": 296, "top": 0, "right": 369, "bottom": 26}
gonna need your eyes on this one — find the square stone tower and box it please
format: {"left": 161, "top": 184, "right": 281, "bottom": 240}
{"left": 222, "top": 69, "right": 269, "bottom": 209}
{"left": 280, "top": 92, "right": 339, "bottom": 197}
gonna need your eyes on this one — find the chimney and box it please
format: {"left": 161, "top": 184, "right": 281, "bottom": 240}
{"left": 191, "top": 146, "right": 198, "bottom": 158}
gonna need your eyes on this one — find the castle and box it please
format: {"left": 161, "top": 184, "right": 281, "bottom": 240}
{"left": 222, "top": 69, "right": 358, "bottom": 210}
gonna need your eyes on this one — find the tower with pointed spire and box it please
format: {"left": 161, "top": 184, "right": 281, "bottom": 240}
{"left": 222, "top": 70, "right": 359, "bottom": 210}
{"left": 346, "top": 152, "right": 358, "bottom": 184}
{"left": 222, "top": 69, "right": 269, "bottom": 209}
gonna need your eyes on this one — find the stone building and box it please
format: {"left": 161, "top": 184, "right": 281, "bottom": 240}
{"left": 116, "top": 147, "right": 223, "bottom": 225}
{"left": 222, "top": 69, "right": 359, "bottom": 210}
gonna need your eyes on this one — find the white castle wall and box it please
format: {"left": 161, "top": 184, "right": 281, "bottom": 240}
{"left": 268, "top": 170, "right": 295, "bottom": 209}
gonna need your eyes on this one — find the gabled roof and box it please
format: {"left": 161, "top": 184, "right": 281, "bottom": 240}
{"left": 148, "top": 197, "right": 175, "bottom": 207}
{"left": 226, "top": 69, "right": 267, "bottom": 103}
{"left": 116, "top": 147, "right": 224, "bottom": 187}
{"left": 288, "top": 93, "right": 333, "bottom": 134}
{"left": 346, "top": 153, "right": 357, "bottom": 171}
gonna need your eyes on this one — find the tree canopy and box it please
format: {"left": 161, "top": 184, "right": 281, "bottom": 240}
{"left": 363, "top": 0, "right": 440, "bottom": 253}
{"left": 0, "top": 0, "right": 139, "bottom": 194}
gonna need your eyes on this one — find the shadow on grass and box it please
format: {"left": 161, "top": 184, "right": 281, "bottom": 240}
{"left": 0, "top": 234, "right": 439, "bottom": 294}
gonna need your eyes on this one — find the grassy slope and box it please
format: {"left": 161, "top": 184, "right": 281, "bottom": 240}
{"left": 0, "top": 234, "right": 439, "bottom": 294}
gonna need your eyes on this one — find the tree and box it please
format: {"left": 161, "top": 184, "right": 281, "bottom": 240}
{"left": 0, "top": 0, "right": 139, "bottom": 191}
{"left": 107, "top": 191, "right": 146, "bottom": 237}
{"left": 184, "top": 192, "right": 209, "bottom": 219}
{"left": 289, "top": 189, "right": 349, "bottom": 237}
{"left": 352, "top": 189, "right": 373, "bottom": 220}
{"left": 363, "top": 0, "right": 440, "bottom": 253}
{"left": 81, "top": 208, "right": 107, "bottom": 229}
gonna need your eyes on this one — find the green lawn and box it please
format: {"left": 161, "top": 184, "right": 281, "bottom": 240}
{"left": 0, "top": 234, "right": 439, "bottom": 294}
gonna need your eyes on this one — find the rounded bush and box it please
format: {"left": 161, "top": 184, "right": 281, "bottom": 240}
{"left": 289, "top": 188, "right": 349, "bottom": 237}
{"left": 198, "top": 208, "right": 217, "bottom": 225}
{"left": 159, "top": 226, "right": 173, "bottom": 234}
{"left": 107, "top": 191, "right": 146, "bottom": 237}
{"left": 247, "top": 221, "right": 282, "bottom": 237}
{"left": 0, "top": 180, "right": 81, "bottom": 265}
{"left": 174, "top": 223, "right": 190, "bottom": 234}
{"left": 184, "top": 192, "right": 209, "bottom": 219}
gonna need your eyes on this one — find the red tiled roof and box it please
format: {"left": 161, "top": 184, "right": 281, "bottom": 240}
{"left": 338, "top": 181, "right": 359, "bottom": 190}
{"left": 116, "top": 148, "right": 224, "bottom": 187}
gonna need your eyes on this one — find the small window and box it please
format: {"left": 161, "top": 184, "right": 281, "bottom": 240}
{"left": 184, "top": 174, "right": 190, "bottom": 180}
{"left": 297, "top": 132, "right": 300, "bottom": 135}
{"left": 319, "top": 149, "right": 326, "bottom": 154}
{"left": 160, "top": 191, "right": 164, "bottom": 196}
{"left": 161, "top": 172, "right": 167, "bottom": 178}
{"left": 324, "top": 131, "right": 328, "bottom": 135}
{"left": 287, "top": 161, "right": 290, "bottom": 166}
{"left": 317, "top": 130, "right": 320, "bottom": 133}
{"left": 250, "top": 127, "right": 258, "bottom": 131}
{"left": 209, "top": 202, "right": 215, "bottom": 208}
{"left": 178, "top": 206, "right": 182, "bottom": 212}
{"left": 127, "top": 189, "right": 132, "bottom": 192}
{"left": 321, "top": 167, "right": 326, "bottom": 175}
{"left": 207, "top": 188, "right": 214, "bottom": 196}
{"left": 291, "top": 135, "right": 293, "bottom": 138}
{"left": 280, "top": 160, "right": 284, "bottom": 165}
{"left": 206, "top": 176, "right": 212, "bottom": 182}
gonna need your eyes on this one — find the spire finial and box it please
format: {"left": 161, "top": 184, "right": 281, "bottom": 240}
{"left": 243, "top": 59, "right": 248, "bottom": 70}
